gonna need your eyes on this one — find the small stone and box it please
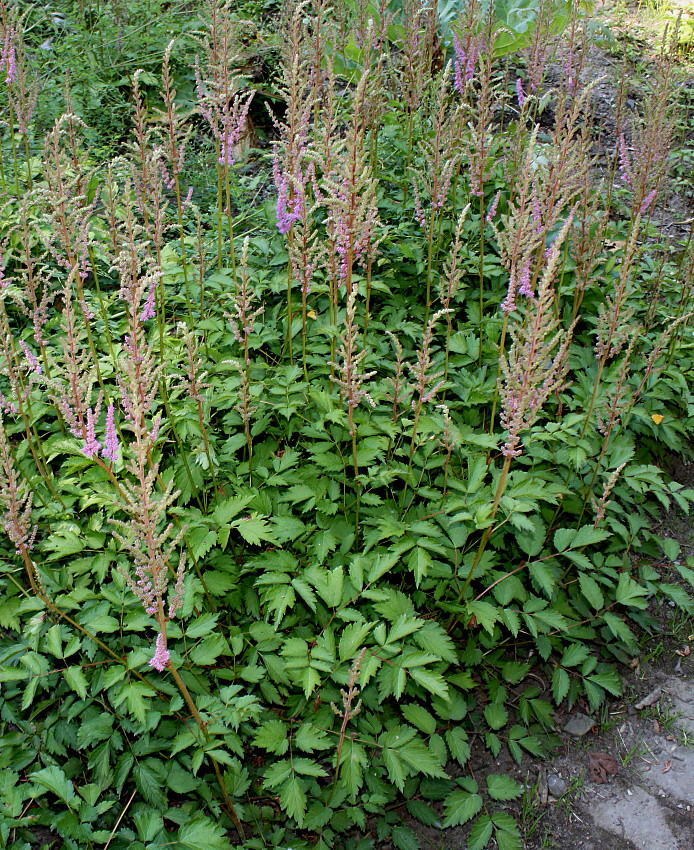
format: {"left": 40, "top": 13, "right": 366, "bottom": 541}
{"left": 564, "top": 713, "right": 596, "bottom": 736}
{"left": 547, "top": 774, "right": 568, "bottom": 797}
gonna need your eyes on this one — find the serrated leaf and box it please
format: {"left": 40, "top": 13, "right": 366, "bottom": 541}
{"left": 553, "top": 527, "right": 575, "bottom": 552}
{"left": 587, "top": 669, "right": 622, "bottom": 696}
{"left": 615, "top": 574, "right": 649, "bottom": 609}
{"left": 153, "top": 816, "right": 233, "bottom": 850}
{"left": 134, "top": 761, "right": 166, "bottom": 809}
{"left": 189, "top": 634, "right": 230, "bottom": 666}
{"left": 295, "top": 723, "right": 331, "bottom": 752}
{"left": 578, "top": 573, "right": 604, "bottom": 610}
{"left": 445, "top": 727, "right": 471, "bottom": 766}
{"left": 486, "top": 774, "right": 522, "bottom": 801}
{"left": 408, "top": 546, "right": 432, "bottom": 588}
{"left": 64, "top": 665, "right": 88, "bottom": 699}
{"left": 253, "top": 719, "right": 288, "bottom": 755}
{"left": 495, "top": 820, "right": 522, "bottom": 850}
{"left": 232, "top": 516, "right": 278, "bottom": 546}
{"left": 30, "top": 766, "right": 76, "bottom": 805}
{"left": 338, "top": 620, "right": 374, "bottom": 661}
{"left": 603, "top": 612, "right": 637, "bottom": 647}
{"left": 401, "top": 704, "right": 437, "bottom": 735}
{"left": 185, "top": 613, "right": 220, "bottom": 639}
{"left": 571, "top": 525, "right": 610, "bottom": 549}
{"left": 406, "top": 798, "right": 440, "bottom": 827}
{"left": 408, "top": 666, "right": 450, "bottom": 701}
{"left": 484, "top": 702, "right": 508, "bottom": 730}
{"left": 280, "top": 776, "right": 306, "bottom": 826}
{"left": 391, "top": 824, "right": 420, "bottom": 850}
{"left": 529, "top": 561, "right": 556, "bottom": 598}
{"left": 466, "top": 600, "right": 499, "bottom": 635}
{"left": 561, "top": 643, "right": 591, "bottom": 667}
{"left": 213, "top": 495, "right": 254, "bottom": 525}
{"left": 442, "top": 788, "right": 482, "bottom": 827}
{"left": 552, "top": 667, "right": 570, "bottom": 704}
{"left": 468, "top": 815, "right": 494, "bottom": 850}
{"left": 412, "top": 621, "right": 457, "bottom": 663}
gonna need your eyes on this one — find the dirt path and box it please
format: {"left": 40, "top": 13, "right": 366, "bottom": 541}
{"left": 530, "top": 673, "right": 694, "bottom": 849}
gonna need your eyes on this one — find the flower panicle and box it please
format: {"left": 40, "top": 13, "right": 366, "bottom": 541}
{"left": 499, "top": 214, "right": 577, "bottom": 458}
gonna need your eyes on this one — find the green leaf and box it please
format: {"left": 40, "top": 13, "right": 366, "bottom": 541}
{"left": 185, "top": 613, "right": 220, "bottom": 639}
{"left": 387, "top": 613, "right": 426, "bottom": 644}
{"left": 603, "top": 612, "right": 637, "bottom": 646}
{"left": 571, "top": 525, "right": 610, "bottom": 549}
{"left": 561, "top": 643, "right": 591, "bottom": 667}
{"left": 406, "top": 798, "right": 440, "bottom": 827}
{"left": 552, "top": 667, "right": 570, "bottom": 704}
{"left": 467, "top": 815, "right": 493, "bottom": 850}
{"left": 0, "top": 665, "right": 30, "bottom": 682}
{"left": 553, "top": 527, "right": 575, "bottom": 552}
{"left": 401, "top": 704, "right": 437, "bottom": 735}
{"left": 232, "top": 516, "right": 278, "bottom": 546}
{"left": 442, "top": 787, "right": 482, "bottom": 827}
{"left": 134, "top": 760, "right": 167, "bottom": 809}
{"left": 486, "top": 774, "right": 522, "bottom": 801}
{"left": 494, "top": 812, "right": 522, "bottom": 850}
{"left": 408, "top": 666, "right": 450, "bottom": 701}
{"left": 391, "top": 824, "right": 420, "bottom": 850}
{"left": 412, "top": 621, "right": 457, "bottom": 663}
{"left": 407, "top": 546, "right": 432, "bottom": 588}
{"left": 295, "top": 723, "right": 331, "bottom": 752}
{"left": 615, "top": 574, "right": 649, "bottom": 609}
{"left": 153, "top": 816, "right": 233, "bottom": 850}
{"left": 587, "top": 670, "right": 622, "bottom": 697}
{"left": 529, "top": 561, "right": 556, "bottom": 598}
{"left": 661, "top": 583, "right": 694, "bottom": 611}
{"left": 30, "top": 766, "right": 76, "bottom": 805}
{"left": 445, "top": 727, "right": 470, "bottom": 766}
{"left": 45, "top": 624, "right": 63, "bottom": 657}
{"left": 253, "top": 720, "right": 288, "bottom": 755}
{"left": 338, "top": 620, "right": 374, "bottom": 662}
{"left": 213, "top": 495, "right": 254, "bottom": 525}
{"left": 466, "top": 600, "right": 499, "bottom": 635}
{"left": 280, "top": 776, "right": 307, "bottom": 826}
{"left": 64, "top": 665, "right": 88, "bottom": 699}
{"left": 484, "top": 702, "right": 508, "bottom": 730}
{"left": 189, "top": 634, "right": 230, "bottom": 666}
{"left": 578, "top": 573, "right": 604, "bottom": 610}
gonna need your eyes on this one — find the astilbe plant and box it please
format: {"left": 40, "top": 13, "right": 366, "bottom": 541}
{"left": 0, "top": 3, "right": 693, "bottom": 849}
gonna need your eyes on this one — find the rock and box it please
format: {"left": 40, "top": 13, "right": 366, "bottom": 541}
{"left": 547, "top": 774, "right": 568, "bottom": 797}
{"left": 589, "top": 786, "right": 685, "bottom": 850}
{"left": 564, "top": 713, "right": 596, "bottom": 736}
{"left": 635, "top": 687, "right": 662, "bottom": 710}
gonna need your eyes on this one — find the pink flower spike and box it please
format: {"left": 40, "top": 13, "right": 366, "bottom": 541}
{"left": 516, "top": 78, "right": 525, "bottom": 109}
{"left": 486, "top": 190, "right": 501, "bottom": 223}
{"left": 19, "top": 341, "right": 41, "bottom": 374}
{"left": 140, "top": 279, "right": 156, "bottom": 322}
{"left": 82, "top": 408, "right": 101, "bottom": 458}
{"left": 149, "top": 632, "right": 170, "bottom": 672}
{"left": 640, "top": 189, "right": 658, "bottom": 215}
{"left": 102, "top": 404, "right": 120, "bottom": 464}
{"left": 518, "top": 258, "right": 534, "bottom": 299}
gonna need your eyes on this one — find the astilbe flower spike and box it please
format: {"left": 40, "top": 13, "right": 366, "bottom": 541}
{"left": 103, "top": 404, "right": 120, "bottom": 465}
{"left": 330, "top": 284, "right": 376, "bottom": 439}
{"left": 194, "top": 0, "right": 254, "bottom": 171}
{"left": 109, "top": 253, "right": 186, "bottom": 671}
{"left": 0, "top": 413, "right": 35, "bottom": 555}
{"left": 499, "top": 213, "right": 576, "bottom": 458}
